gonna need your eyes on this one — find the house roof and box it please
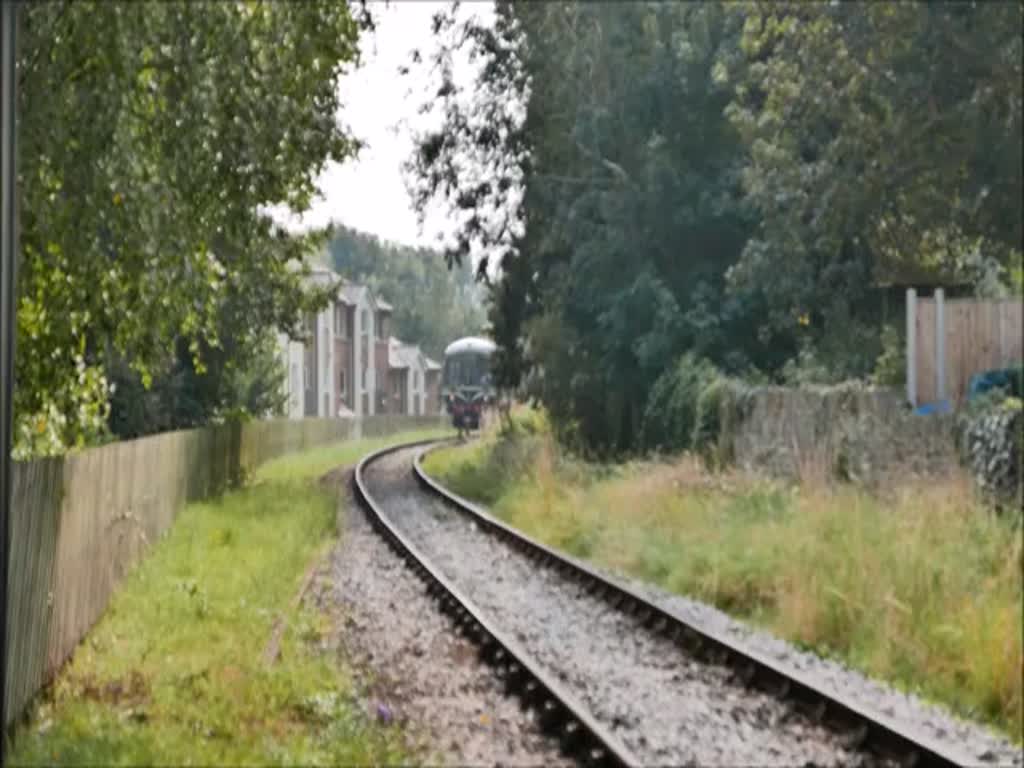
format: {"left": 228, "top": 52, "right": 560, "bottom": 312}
{"left": 388, "top": 337, "right": 427, "bottom": 371}
{"left": 337, "top": 283, "right": 365, "bottom": 306}
{"left": 376, "top": 298, "right": 394, "bottom": 312}
{"left": 425, "top": 357, "right": 442, "bottom": 371}
{"left": 307, "top": 265, "right": 341, "bottom": 287}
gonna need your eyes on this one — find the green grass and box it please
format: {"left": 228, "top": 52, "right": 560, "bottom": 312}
{"left": 423, "top": 410, "right": 1023, "bottom": 740}
{"left": 254, "top": 427, "right": 452, "bottom": 483}
{"left": 9, "top": 428, "right": 449, "bottom": 766}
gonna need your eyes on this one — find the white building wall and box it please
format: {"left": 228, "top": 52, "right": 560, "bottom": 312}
{"left": 317, "top": 306, "right": 335, "bottom": 418}
{"left": 277, "top": 331, "right": 306, "bottom": 421}
{"left": 351, "top": 289, "right": 377, "bottom": 417}
{"left": 353, "top": 298, "right": 364, "bottom": 417}
{"left": 367, "top": 298, "right": 377, "bottom": 416}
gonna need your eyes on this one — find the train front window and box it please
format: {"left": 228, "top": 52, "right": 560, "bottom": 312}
{"left": 444, "top": 352, "right": 491, "bottom": 389}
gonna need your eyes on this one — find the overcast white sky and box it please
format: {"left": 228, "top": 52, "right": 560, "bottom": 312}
{"left": 268, "top": 1, "right": 495, "bottom": 252}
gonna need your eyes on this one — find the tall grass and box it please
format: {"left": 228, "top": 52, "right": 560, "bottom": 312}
{"left": 8, "top": 431, "right": 444, "bottom": 766}
{"left": 423, "top": 416, "right": 1023, "bottom": 739}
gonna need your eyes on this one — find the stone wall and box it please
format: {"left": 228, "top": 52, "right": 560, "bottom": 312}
{"left": 725, "top": 384, "right": 958, "bottom": 488}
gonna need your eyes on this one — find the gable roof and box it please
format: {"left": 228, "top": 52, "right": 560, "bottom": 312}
{"left": 388, "top": 337, "right": 427, "bottom": 371}
{"left": 338, "top": 283, "right": 364, "bottom": 306}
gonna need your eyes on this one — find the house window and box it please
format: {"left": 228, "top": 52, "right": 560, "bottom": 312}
{"left": 303, "top": 364, "right": 310, "bottom": 392}
{"left": 361, "top": 366, "right": 367, "bottom": 389}
{"left": 335, "top": 306, "right": 346, "bottom": 337}
{"left": 339, "top": 369, "right": 346, "bottom": 396}
{"left": 413, "top": 370, "right": 419, "bottom": 389}
{"left": 291, "top": 363, "right": 300, "bottom": 406}
{"left": 361, "top": 309, "right": 369, "bottom": 335}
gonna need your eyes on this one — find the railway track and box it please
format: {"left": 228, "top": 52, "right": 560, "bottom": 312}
{"left": 354, "top": 438, "right": 977, "bottom": 768}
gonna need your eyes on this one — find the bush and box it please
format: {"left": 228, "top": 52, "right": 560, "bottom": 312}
{"left": 692, "top": 376, "right": 747, "bottom": 468}
{"left": 960, "top": 395, "right": 1023, "bottom": 512}
{"left": 639, "top": 353, "right": 718, "bottom": 455}
{"left": 871, "top": 324, "right": 905, "bottom": 388}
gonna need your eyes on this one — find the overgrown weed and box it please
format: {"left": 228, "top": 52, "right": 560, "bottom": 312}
{"left": 424, "top": 412, "right": 1023, "bottom": 739}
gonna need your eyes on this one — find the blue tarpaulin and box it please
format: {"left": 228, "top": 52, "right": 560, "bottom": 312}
{"left": 914, "top": 400, "right": 952, "bottom": 415}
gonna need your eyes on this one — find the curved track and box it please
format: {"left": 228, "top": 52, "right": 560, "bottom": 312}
{"left": 354, "top": 438, "right": 639, "bottom": 768}
{"left": 354, "top": 438, "right": 973, "bottom": 768}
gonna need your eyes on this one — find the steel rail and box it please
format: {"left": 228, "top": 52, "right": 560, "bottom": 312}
{"left": 353, "top": 438, "right": 642, "bottom": 768}
{"left": 413, "top": 442, "right": 974, "bottom": 768}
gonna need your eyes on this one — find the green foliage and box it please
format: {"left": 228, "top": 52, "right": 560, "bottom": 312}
{"left": 780, "top": 338, "right": 845, "bottom": 387}
{"left": 692, "top": 375, "right": 746, "bottom": 467}
{"left": 639, "top": 354, "right": 719, "bottom": 455}
{"left": 724, "top": 2, "right": 1022, "bottom": 338}
{"left": 409, "top": 1, "right": 1021, "bottom": 456}
{"left": 255, "top": 427, "right": 452, "bottom": 484}
{"left": 107, "top": 329, "right": 287, "bottom": 441}
{"left": 960, "top": 393, "right": 1024, "bottom": 511}
{"left": 871, "top": 325, "right": 906, "bottom": 389}
{"left": 411, "top": 3, "right": 791, "bottom": 455}
{"left": 15, "top": 1, "right": 367, "bottom": 455}
{"left": 326, "top": 224, "right": 485, "bottom": 358}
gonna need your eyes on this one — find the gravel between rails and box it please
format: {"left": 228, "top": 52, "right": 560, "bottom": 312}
{"left": 364, "top": 448, "right": 882, "bottom": 767}
{"left": 565, "top": 551, "right": 1024, "bottom": 768}
{"left": 305, "top": 468, "right": 570, "bottom": 768}
{"left": 407, "top": 449, "right": 1023, "bottom": 768}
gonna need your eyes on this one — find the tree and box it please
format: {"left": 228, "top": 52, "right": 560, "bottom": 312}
{"left": 411, "top": 2, "right": 774, "bottom": 455}
{"left": 721, "top": 1, "right": 1023, "bottom": 374}
{"left": 15, "top": 1, "right": 367, "bottom": 455}
{"left": 409, "top": 0, "right": 1023, "bottom": 455}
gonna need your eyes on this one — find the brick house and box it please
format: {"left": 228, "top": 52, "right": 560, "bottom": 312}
{"left": 373, "top": 299, "right": 393, "bottom": 413}
{"left": 278, "top": 267, "right": 382, "bottom": 419}
{"left": 334, "top": 282, "right": 378, "bottom": 417}
{"left": 385, "top": 337, "right": 432, "bottom": 415}
{"left": 278, "top": 266, "right": 341, "bottom": 419}
{"left": 277, "top": 264, "right": 440, "bottom": 421}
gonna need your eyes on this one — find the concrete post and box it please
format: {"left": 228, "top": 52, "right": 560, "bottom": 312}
{"left": 935, "top": 288, "right": 946, "bottom": 402}
{"left": 906, "top": 288, "right": 917, "bottom": 407}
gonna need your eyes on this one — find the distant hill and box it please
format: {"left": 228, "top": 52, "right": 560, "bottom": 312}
{"left": 326, "top": 223, "right": 487, "bottom": 359}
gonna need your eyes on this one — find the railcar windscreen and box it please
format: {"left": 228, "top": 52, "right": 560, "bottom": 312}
{"left": 443, "top": 352, "right": 491, "bottom": 389}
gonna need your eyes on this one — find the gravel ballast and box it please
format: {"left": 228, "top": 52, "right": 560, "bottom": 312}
{"left": 365, "top": 445, "right": 1023, "bottom": 768}
{"left": 365, "top": 449, "right": 878, "bottom": 767}
{"left": 306, "top": 468, "right": 569, "bottom": 767}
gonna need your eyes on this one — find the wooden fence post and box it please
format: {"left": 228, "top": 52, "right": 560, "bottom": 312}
{"left": 906, "top": 288, "right": 917, "bottom": 407}
{"left": 935, "top": 288, "right": 946, "bottom": 403}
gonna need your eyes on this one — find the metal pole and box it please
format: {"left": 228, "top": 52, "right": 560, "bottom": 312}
{"left": 1, "top": 0, "right": 17, "bottom": 744}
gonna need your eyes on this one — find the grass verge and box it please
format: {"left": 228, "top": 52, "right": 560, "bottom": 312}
{"left": 8, "top": 427, "right": 450, "bottom": 766}
{"left": 423, "top": 411, "right": 1022, "bottom": 740}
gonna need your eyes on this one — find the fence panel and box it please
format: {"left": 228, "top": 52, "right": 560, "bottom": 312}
{"left": 5, "top": 415, "right": 442, "bottom": 727}
{"left": 4, "top": 459, "right": 62, "bottom": 722}
{"left": 908, "top": 292, "right": 1022, "bottom": 407}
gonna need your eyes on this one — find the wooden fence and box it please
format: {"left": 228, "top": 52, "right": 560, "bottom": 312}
{"left": 907, "top": 290, "right": 1023, "bottom": 407}
{"left": 4, "top": 414, "right": 441, "bottom": 727}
